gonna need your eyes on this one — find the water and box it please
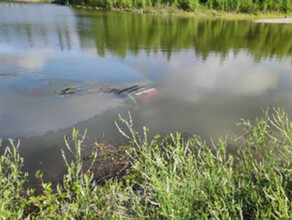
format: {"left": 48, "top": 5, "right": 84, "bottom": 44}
{"left": 1, "top": 2, "right": 292, "bottom": 184}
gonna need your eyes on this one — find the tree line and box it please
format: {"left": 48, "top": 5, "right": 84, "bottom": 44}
{"left": 59, "top": 0, "right": 292, "bottom": 12}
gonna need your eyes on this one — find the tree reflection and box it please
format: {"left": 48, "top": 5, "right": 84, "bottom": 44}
{"left": 75, "top": 11, "right": 292, "bottom": 61}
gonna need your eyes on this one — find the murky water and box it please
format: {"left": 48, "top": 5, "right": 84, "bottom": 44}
{"left": 1, "top": 2, "right": 292, "bottom": 184}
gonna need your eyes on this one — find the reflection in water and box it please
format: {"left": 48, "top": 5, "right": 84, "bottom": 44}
{"left": 0, "top": 3, "right": 78, "bottom": 51}
{"left": 75, "top": 10, "right": 292, "bottom": 60}
{"left": 1, "top": 3, "right": 292, "bottom": 186}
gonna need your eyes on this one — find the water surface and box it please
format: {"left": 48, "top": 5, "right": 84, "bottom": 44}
{"left": 1, "top": 2, "right": 292, "bottom": 184}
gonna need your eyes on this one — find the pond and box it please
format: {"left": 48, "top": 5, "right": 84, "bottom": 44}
{"left": 1, "top": 2, "right": 292, "bottom": 184}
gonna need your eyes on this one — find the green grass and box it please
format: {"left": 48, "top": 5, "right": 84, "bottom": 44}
{"left": 68, "top": 5, "right": 292, "bottom": 20}
{"left": 3, "top": 0, "right": 292, "bottom": 19}
{"left": 0, "top": 108, "right": 291, "bottom": 219}
{"left": 60, "top": 0, "right": 292, "bottom": 16}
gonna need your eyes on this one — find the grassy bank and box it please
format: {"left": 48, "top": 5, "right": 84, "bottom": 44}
{"left": 59, "top": 0, "right": 292, "bottom": 17}
{"left": 71, "top": 5, "right": 292, "bottom": 20}
{"left": 2, "top": 0, "right": 292, "bottom": 19}
{"left": 0, "top": 108, "right": 292, "bottom": 218}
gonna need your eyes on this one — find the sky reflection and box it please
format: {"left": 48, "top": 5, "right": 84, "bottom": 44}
{"left": 1, "top": 3, "right": 292, "bottom": 139}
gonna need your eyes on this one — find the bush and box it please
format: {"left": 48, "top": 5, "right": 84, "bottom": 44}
{"left": 0, "top": 108, "right": 291, "bottom": 218}
{"left": 0, "top": 140, "right": 27, "bottom": 218}
{"left": 114, "top": 109, "right": 292, "bottom": 219}
{"left": 60, "top": 0, "right": 292, "bottom": 11}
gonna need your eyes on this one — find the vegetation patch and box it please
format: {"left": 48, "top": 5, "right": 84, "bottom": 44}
{"left": 0, "top": 108, "right": 291, "bottom": 218}
{"left": 56, "top": 0, "right": 292, "bottom": 14}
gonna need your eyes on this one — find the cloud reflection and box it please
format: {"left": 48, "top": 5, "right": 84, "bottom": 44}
{"left": 0, "top": 48, "right": 56, "bottom": 71}
{"left": 158, "top": 51, "right": 289, "bottom": 100}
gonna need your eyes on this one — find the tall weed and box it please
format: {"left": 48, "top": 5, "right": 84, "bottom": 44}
{"left": 0, "top": 108, "right": 291, "bottom": 218}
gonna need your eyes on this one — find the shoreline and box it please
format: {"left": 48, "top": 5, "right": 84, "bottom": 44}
{"left": 1, "top": 109, "right": 291, "bottom": 218}
{"left": 2, "top": 0, "right": 292, "bottom": 20}
{"left": 72, "top": 5, "right": 292, "bottom": 20}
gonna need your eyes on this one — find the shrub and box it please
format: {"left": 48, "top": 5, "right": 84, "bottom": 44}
{"left": 0, "top": 108, "right": 291, "bottom": 218}
{"left": 0, "top": 140, "right": 27, "bottom": 218}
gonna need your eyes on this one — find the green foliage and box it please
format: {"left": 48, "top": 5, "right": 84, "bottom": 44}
{"left": 0, "top": 139, "right": 27, "bottom": 219}
{"left": 62, "top": 0, "right": 292, "bottom": 11}
{"left": 176, "top": 0, "right": 199, "bottom": 10}
{"left": 0, "top": 108, "right": 291, "bottom": 218}
{"left": 114, "top": 109, "right": 292, "bottom": 219}
{"left": 24, "top": 127, "right": 117, "bottom": 218}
